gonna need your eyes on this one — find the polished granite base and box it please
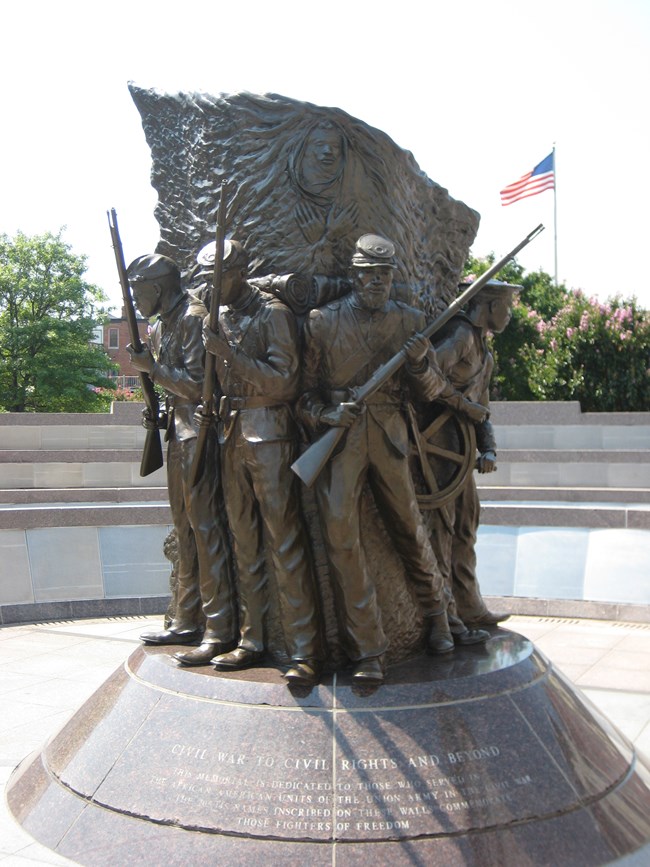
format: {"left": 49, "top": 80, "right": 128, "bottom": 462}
{"left": 7, "top": 628, "right": 650, "bottom": 865}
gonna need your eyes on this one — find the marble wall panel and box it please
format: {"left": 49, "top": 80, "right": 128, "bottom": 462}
{"left": 552, "top": 426, "right": 603, "bottom": 449}
{"left": 41, "top": 427, "right": 90, "bottom": 451}
{"left": 509, "top": 462, "right": 560, "bottom": 487}
{"left": 26, "top": 527, "right": 103, "bottom": 602}
{"left": 583, "top": 529, "right": 650, "bottom": 604}
{"left": 601, "top": 426, "right": 650, "bottom": 449}
{"left": 82, "top": 463, "right": 133, "bottom": 488}
{"left": 495, "top": 426, "right": 555, "bottom": 449}
{"left": 87, "top": 427, "right": 142, "bottom": 449}
{"left": 514, "top": 528, "right": 589, "bottom": 599}
{"left": 608, "top": 463, "right": 650, "bottom": 489}
{"left": 99, "top": 525, "right": 170, "bottom": 597}
{"left": 0, "top": 529, "right": 33, "bottom": 604}
{"left": 0, "top": 427, "right": 42, "bottom": 450}
{"left": 0, "top": 464, "right": 35, "bottom": 488}
{"left": 129, "top": 465, "right": 168, "bottom": 487}
{"left": 32, "top": 464, "right": 84, "bottom": 489}
{"left": 475, "top": 527, "right": 518, "bottom": 596}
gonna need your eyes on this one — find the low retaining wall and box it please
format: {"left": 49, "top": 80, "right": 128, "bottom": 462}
{"left": 0, "top": 402, "right": 648, "bottom": 624}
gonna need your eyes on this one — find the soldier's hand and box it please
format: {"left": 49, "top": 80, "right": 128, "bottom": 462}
{"left": 203, "top": 320, "right": 233, "bottom": 362}
{"left": 460, "top": 398, "right": 489, "bottom": 424}
{"left": 127, "top": 344, "right": 154, "bottom": 374}
{"left": 404, "top": 332, "right": 430, "bottom": 367}
{"left": 477, "top": 450, "right": 497, "bottom": 473}
{"left": 320, "top": 402, "right": 364, "bottom": 428}
{"left": 193, "top": 405, "right": 214, "bottom": 428}
{"left": 202, "top": 321, "right": 220, "bottom": 354}
{"left": 142, "top": 409, "right": 167, "bottom": 431}
{"left": 141, "top": 410, "right": 158, "bottom": 431}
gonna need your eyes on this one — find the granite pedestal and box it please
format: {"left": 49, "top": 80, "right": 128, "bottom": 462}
{"left": 7, "top": 628, "right": 650, "bottom": 865}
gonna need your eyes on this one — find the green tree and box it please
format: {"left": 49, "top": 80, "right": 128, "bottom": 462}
{"left": 0, "top": 229, "right": 116, "bottom": 412}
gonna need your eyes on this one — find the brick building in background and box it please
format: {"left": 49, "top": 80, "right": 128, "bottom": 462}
{"left": 96, "top": 308, "right": 152, "bottom": 390}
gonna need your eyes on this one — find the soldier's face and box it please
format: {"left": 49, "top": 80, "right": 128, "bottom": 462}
{"left": 221, "top": 268, "right": 245, "bottom": 305}
{"left": 487, "top": 298, "right": 512, "bottom": 333}
{"left": 131, "top": 281, "right": 161, "bottom": 319}
{"left": 354, "top": 267, "right": 393, "bottom": 311}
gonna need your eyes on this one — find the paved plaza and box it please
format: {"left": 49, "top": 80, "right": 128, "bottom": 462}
{"left": 1, "top": 614, "right": 650, "bottom": 865}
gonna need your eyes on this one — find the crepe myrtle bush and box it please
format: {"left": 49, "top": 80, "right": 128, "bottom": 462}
{"left": 522, "top": 292, "right": 650, "bottom": 411}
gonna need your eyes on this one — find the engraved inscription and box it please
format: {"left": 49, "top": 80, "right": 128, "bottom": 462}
{"left": 156, "top": 739, "right": 536, "bottom": 840}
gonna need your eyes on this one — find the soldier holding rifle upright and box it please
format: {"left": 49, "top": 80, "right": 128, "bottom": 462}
{"left": 125, "top": 253, "right": 237, "bottom": 665}
{"left": 298, "top": 235, "right": 489, "bottom": 685}
{"left": 202, "top": 240, "right": 325, "bottom": 687}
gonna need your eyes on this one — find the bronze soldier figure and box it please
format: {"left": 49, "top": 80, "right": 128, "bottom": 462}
{"left": 202, "top": 241, "right": 324, "bottom": 687}
{"left": 299, "top": 235, "right": 487, "bottom": 684}
{"left": 429, "top": 280, "right": 518, "bottom": 627}
{"left": 126, "top": 254, "right": 237, "bottom": 665}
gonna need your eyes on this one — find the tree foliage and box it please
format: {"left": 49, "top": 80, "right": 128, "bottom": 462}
{"left": 0, "top": 230, "right": 116, "bottom": 412}
{"left": 464, "top": 254, "right": 650, "bottom": 411}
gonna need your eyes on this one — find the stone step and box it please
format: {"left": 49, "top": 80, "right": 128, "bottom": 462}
{"left": 2, "top": 495, "right": 647, "bottom": 533}
{"left": 481, "top": 450, "right": 650, "bottom": 490}
{"left": 480, "top": 501, "right": 650, "bottom": 530}
{"left": 0, "top": 501, "right": 172, "bottom": 530}
{"left": 0, "top": 456, "right": 167, "bottom": 489}
{"left": 479, "top": 485, "right": 650, "bottom": 504}
{"left": 0, "top": 487, "right": 168, "bottom": 504}
{"left": 0, "top": 449, "right": 147, "bottom": 462}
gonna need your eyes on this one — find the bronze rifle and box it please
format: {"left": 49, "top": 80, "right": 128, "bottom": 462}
{"left": 107, "top": 209, "right": 163, "bottom": 477}
{"left": 291, "top": 223, "right": 545, "bottom": 488}
{"left": 188, "top": 181, "right": 228, "bottom": 487}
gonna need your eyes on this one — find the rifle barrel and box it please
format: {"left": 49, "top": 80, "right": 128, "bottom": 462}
{"left": 106, "top": 208, "right": 163, "bottom": 477}
{"left": 188, "top": 182, "right": 228, "bottom": 488}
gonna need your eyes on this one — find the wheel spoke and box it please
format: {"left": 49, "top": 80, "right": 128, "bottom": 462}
{"left": 424, "top": 444, "right": 465, "bottom": 465}
{"left": 421, "top": 409, "right": 452, "bottom": 439}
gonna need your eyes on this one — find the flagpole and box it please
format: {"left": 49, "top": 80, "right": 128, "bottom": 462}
{"left": 553, "top": 143, "right": 558, "bottom": 285}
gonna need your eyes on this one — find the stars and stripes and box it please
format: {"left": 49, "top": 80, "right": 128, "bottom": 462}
{"left": 500, "top": 152, "right": 555, "bottom": 206}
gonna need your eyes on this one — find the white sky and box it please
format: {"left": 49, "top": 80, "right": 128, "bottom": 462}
{"left": 2, "top": 0, "right": 649, "bottom": 310}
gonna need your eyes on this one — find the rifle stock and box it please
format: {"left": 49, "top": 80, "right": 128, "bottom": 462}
{"left": 291, "top": 224, "right": 545, "bottom": 488}
{"left": 189, "top": 181, "right": 228, "bottom": 487}
{"left": 107, "top": 209, "right": 163, "bottom": 477}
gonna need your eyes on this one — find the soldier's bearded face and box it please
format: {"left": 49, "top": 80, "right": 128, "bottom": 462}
{"left": 354, "top": 267, "right": 393, "bottom": 311}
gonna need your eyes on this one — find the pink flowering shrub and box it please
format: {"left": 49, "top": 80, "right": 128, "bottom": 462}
{"left": 523, "top": 292, "right": 650, "bottom": 410}
{"left": 94, "top": 386, "right": 144, "bottom": 403}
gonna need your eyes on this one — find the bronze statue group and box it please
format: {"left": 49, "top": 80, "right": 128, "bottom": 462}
{"left": 127, "top": 234, "right": 516, "bottom": 687}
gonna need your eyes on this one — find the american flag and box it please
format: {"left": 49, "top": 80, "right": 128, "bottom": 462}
{"left": 500, "top": 152, "right": 555, "bottom": 206}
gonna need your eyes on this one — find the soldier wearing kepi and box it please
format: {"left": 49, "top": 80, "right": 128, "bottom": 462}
{"left": 429, "top": 279, "right": 518, "bottom": 627}
{"left": 125, "top": 254, "right": 237, "bottom": 665}
{"left": 299, "top": 235, "right": 487, "bottom": 684}
{"left": 202, "top": 240, "right": 324, "bottom": 687}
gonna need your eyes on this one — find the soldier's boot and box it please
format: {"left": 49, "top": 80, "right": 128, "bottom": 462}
{"left": 426, "top": 611, "right": 455, "bottom": 655}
